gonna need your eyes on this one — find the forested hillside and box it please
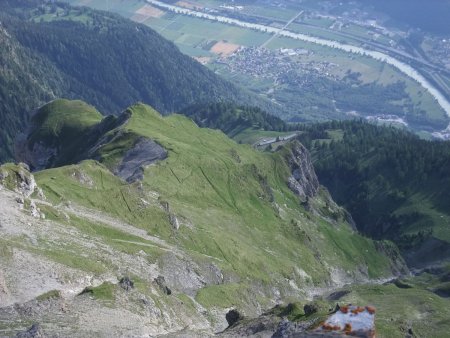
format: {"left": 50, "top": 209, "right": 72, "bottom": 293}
{"left": 180, "top": 102, "right": 288, "bottom": 136}
{"left": 0, "top": 0, "right": 272, "bottom": 162}
{"left": 297, "top": 121, "right": 450, "bottom": 265}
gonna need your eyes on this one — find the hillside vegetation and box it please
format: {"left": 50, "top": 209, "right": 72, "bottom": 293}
{"left": 297, "top": 120, "right": 450, "bottom": 266}
{"left": 180, "top": 102, "right": 289, "bottom": 137}
{"left": 0, "top": 0, "right": 273, "bottom": 162}
{"left": 0, "top": 99, "right": 406, "bottom": 336}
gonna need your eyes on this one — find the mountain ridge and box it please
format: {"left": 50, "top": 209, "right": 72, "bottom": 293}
{"left": 0, "top": 99, "right": 409, "bottom": 336}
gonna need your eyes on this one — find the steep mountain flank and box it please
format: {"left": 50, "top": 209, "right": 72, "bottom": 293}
{"left": 0, "top": 23, "right": 69, "bottom": 162}
{"left": 297, "top": 120, "right": 450, "bottom": 268}
{"left": 0, "top": 100, "right": 406, "bottom": 336}
{"left": 0, "top": 0, "right": 274, "bottom": 163}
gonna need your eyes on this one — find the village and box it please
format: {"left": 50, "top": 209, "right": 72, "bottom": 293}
{"left": 215, "top": 46, "right": 340, "bottom": 86}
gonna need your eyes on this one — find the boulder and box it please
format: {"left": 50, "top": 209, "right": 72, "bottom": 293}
{"left": 225, "top": 309, "right": 243, "bottom": 327}
{"left": 304, "top": 303, "right": 319, "bottom": 316}
{"left": 119, "top": 277, "right": 134, "bottom": 291}
{"left": 16, "top": 323, "right": 46, "bottom": 338}
{"left": 154, "top": 276, "right": 171, "bottom": 295}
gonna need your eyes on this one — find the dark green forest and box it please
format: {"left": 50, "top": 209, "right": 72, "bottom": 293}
{"left": 297, "top": 120, "right": 450, "bottom": 251}
{"left": 180, "top": 102, "right": 287, "bottom": 136}
{"left": 0, "top": 0, "right": 272, "bottom": 162}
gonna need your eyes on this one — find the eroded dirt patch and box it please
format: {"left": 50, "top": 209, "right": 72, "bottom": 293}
{"left": 210, "top": 41, "right": 241, "bottom": 57}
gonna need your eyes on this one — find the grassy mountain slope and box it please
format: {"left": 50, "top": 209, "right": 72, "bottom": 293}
{"left": 34, "top": 100, "right": 397, "bottom": 282}
{"left": 27, "top": 99, "right": 103, "bottom": 147}
{"left": 0, "top": 0, "right": 274, "bottom": 163}
{"left": 0, "top": 100, "right": 405, "bottom": 336}
{"left": 297, "top": 120, "right": 450, "bottom": 267}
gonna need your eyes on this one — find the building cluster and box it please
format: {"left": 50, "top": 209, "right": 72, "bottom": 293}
{"left": 425, "top": 37, "right": 450, "bottom": 70}
{"left": 216, "top": 47, "right": 339, "bottom": 86}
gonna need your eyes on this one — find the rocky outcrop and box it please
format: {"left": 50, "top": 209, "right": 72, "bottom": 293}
{"left": 119, "top": 277, "right": 134, "bottom": 291}
{"left": 284, "top": 141, "right": 319, "bottom": 200}
{"left": 158, "top": 254, "right": 204, "bottom": 295}
{"left": 154, "top": 276, "right": 172, "bottom": 295}
{"left": 114, "top": 138, "right": 168, "bottom": 182}
{"left": 160, "top": 200, "right": 181, "bottom": 230}
{"left": 15, "top": 323, "right": 46, "bottom": 338}
{"left": 0, "top": 163, "right": 41, "bottom": 198}
{"left": 81, "top": 111, "right": 132, "bottom": 159}
{"left": 14, "top": 136, "right": 57, "bottom": 171}
{"left": 225, "top": 309, "right": 243, "bottom": 327}
{"left": 0, "top": 270, "right": 11, "bottom": 305}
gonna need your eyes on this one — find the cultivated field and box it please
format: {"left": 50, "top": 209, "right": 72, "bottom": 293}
{"left": 210, "top": 41, "right": 240, "bottom": 56}
{"left": 175, "top": 1, "right": 203, "bottom": 10}
{"left": 131, "top": 4, "right": 164, "bottom": 22}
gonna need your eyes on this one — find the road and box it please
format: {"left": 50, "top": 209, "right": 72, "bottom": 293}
{"left": 146, "top": 0, "right": 450, "bottom": 124}
{"left": 260, "top": 10, "right": 303, "bottom": 48}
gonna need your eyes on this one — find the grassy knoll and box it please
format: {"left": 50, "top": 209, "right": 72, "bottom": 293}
{"left": 28, "top": 99, "right": 102, "bottom": 146}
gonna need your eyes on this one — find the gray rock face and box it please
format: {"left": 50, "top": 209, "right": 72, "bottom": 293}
{"left": 272, "top": 318, "right": 319, "bottom": 338}
{"left": 225, "top": 309, "right": 243, "bottom": 327}
{"left": 114, "top": 138, "right": 168, "bottom": 182}
{"left": 285, "top": 141, "right": 319, "bottom": 200}
{"left": 0, "top": 164, "right": 38, "bottom": 197}
{"left": 0, "top": 270, "right": 10, "bottom": 304}
{"left": 154, "top": 276, "right": 172, "bottom": 295}
{"left": 159, "top": 253, "right": 205, "bottom": 295}
{"left": 119, "top": 277, "right": 134, "bottom": 291}
{"left": 15, "top": 136, "right": 57, "bottom": 172}
{"left": 16, "top": 323, "right": 46, "bottom": 338}
{"left": 169, "top": 213, "right": 180, "bottom": 230}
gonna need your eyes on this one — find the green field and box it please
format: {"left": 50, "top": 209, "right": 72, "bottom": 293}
{"left": 231, "top": 128, "right": 298, "bottom": 145}
{"left": 288, "top": 23, "right": 364, "bottom": 46}
{"left": 68, "top": 0, "right": 144, "bottom": 18}
{"left": 242, "top": 5, "right": 299, "bottom": 21}
{"left": 302, "top": 17, "right": 335, "bottom": 28}
{"left": 146, "top": 14, "right": 270, "bottom": 50}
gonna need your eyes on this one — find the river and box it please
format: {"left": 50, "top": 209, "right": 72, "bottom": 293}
{"left": 146, "top": 0, "right": 450, "bottom": 124}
